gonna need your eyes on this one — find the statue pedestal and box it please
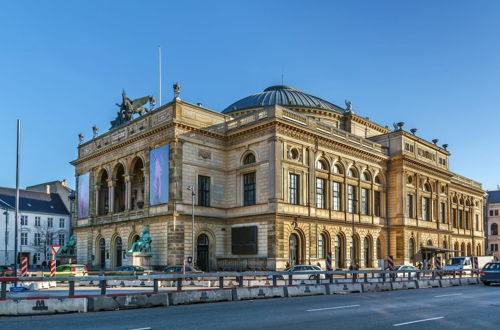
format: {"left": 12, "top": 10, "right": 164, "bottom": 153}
{"left": 128, "top": 252, "right": 152, "bottom": 269}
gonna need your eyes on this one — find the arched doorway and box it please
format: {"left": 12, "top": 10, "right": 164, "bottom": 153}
{"left": 376, "top": 238, "right": 382, "bottom": 261}
{"left": 98, "top": 238, "right": 106, "bottom": 269}
{"left": 114, "top": 164, "right": 126, "bottom": 213}
{"left": 97, "top": 170, "right": 109, "bottom": 216}
{"left": 196, "top": 234, "right": 210, "bottom": 271}
{"left": 454, "top": 242, "right": 460, "bottom": 257}
{"left": 364, "top": 237, "right": 372, "bottom": 268}
{"left": 130, "top": 158, "right": 145, "bottom": 210}
{"left": 335, "top": 235, "right": 345, "bottom": 269}
{"left": 289, "top": 234, "right": 300, "bottom": 266}
{"left": 461, "top": 242, "right": 466, "bottom": 256}
{"left": 351, "top": 235, "right": 360, "bottom": 267}
{"left": 409, "top": 238, "right": 416, "bottom": 265}
{"left": 467, "top": 243, "right": 472, "bottom": 256}
{"left": 477, "top": 244, "right": 482, "bottom": 256}
{"left": 114, "top": 237, "right": 123, "bottom": 267}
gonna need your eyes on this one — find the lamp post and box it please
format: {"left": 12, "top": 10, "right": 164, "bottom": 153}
{"left": 351, "top": 198, "right": 357, "bottom": 269}
{"left": 187, "top": 185, "right": 195, "bottom": 265}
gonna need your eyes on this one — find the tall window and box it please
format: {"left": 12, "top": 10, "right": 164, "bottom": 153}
{"left": 59, "top": 218, "right": 65, "bottom": 228}
{"left": 361, "top": 188, "right": 369, "bottom": 215}
{"left": 316, "top": 178, "right": 326, "bottom": 209}
{"left": 48, "top": 217, "right": 53, "bottom": 228}
{"left": 491, "top": 223, "right": 498, "bottom": 235}
{"left": 347, "top": 185, "right": 356, "bottom": 213}
{"left": 58, "top": 234, "right": 65, "bottom": 246}
{"left": 21, "top": 215, "right": 28, "bottom": 226}
{"left": 318, "top": 234, "right": 326, "bottom": 259}
{"left": 465, "top": 212, "right": 470, "bottom": 229}
{"left": 459, "top": 210, "right": 463, "bottom": 228}
{"left": 374, "top": 191, "right": 381, "bottom": 217}
{"left": 409, "top": 238, "right": 415, "bottom": 264}
{"left": 440, "top": 202, "right": 446, "bottom": 223}
{"left": 35, "top": 216, "right": 41, "bottom": 227}
{"left": 198, "top": 175, "right": 211, "bottom": 206}
{"left": 289, "top": 174, "right": 299, "bottom": 205}
{"left": 21, "top": 233, "right": 28, "bottom": 245}
{"left": 476, "top": 214, "right": 479, "bottom": 231}
{"left": 422, "top": 197, "right": 430, "bottom": 221}
{"left": 332, "top": 182, "right": 342, "bottom": 211}
{"left": 243, "top": 172, "right": 256, "bottom": 206}
{"left": 452, "top": 209, "right": 457, "bottom": 228}
{"left": 34, "top": 233, "right": 41, "bottom": 246}
{"left": 407, "top": 194, "right": 414, "bottom": 218}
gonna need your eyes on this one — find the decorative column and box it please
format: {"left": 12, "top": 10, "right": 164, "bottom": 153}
{"left": 124, "top": 174, "right": 132, "bottom": 211}
{"left": 94, "top": 184, "right": 101, "bottom": 216}
{"left": 108, "top": 179, "right": 115, "bottom": 214}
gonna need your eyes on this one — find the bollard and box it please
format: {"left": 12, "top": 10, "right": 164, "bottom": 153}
{"left": 219, "top": 276, "right": 224, "bottom": 289}
{"left": 100, "top": 280, "right": 107, "bottom": 295}
{"left": 153, "top": 279, "right": 159, "bottom": 293}
{"left": 177, "top": 278, "right": 183, "bottom": 291}
{"left": 238, "top": 276, "right": 244, "bottom": 288}
{"left": 69, "top": 280, "right": 75, "bottom": 297}
{"left": 288, "top": 274, "right": 293, "bottom": 286}
{"left": 272, "top": 275, "right": 277, "bottom": 286}
{"left": 1, "top": 281, "right": 6, "bottom": 299}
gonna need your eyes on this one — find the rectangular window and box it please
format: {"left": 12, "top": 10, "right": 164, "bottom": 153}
{"left": 58, "top": 234, "right": 65, "bottom": 246}
{"left": 332, "top": 182, "right": 342, "bottom": 211}
{"left": 48, "top": 234, "right": 53, "bottom": 246}
{"left": 59, "top": 218, "right": 65, "bottom": 228}
{"left": 374, "top": 191, "right": 381, "bottom": 217}
{"left": 21, "top": 215, "right": 28, "bottom": 226}
{"left": 491, "top": 210, "right": 494, "bottom": 216}
{"left": 316, "top": 178, "right": 326, "bottom": 209}
{"left": 289, "top": 174, "right": 299, "bottom": 205}
{"left": 422, "top": 197, "right": 430, "bottom": 221}
{"left": 459, "top": 210, "right": 463, "bottom": 228}
{"left": 406, "top": 194, "right": 414, "bottom": 218}
{"left": 476, "top": 214, "right": 479, "bottom": 231}
{"left": 440, "top": 202, "right": 446, "bottom": 223}
{"left": 496, "top": 210, "right": 499, "bottom": 216}
{"left": 47, "top": 217, "right": 53, "bottom": 228}
{"left": 34, "top": 233, "right": 41, "bottom": 246}
{"left": 347, "top": 185, "right": 356, "bottom": 213}
{"left": 21, "top": 232, "right": 28, "bottom": 245}
{"left": 361, "top": 188, "right": 369, "bottom": 215}
{"left": 452, "top": 208, "right": 457, "bottom": 228}
{"left": 35, "top": 216, "right": 41, "bottom": 227}
{"left": 198, "top": 175, "right": 211, "bottom": 207}
{"left": 465, "top": 212, "right": 469, "bottom": 229}
{"left": 243, "top": 172, "right": 256, "bottom": 206}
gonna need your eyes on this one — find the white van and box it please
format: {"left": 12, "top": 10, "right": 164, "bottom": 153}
{"left": 443, "top": 256, "right": 494, "bottom": 274}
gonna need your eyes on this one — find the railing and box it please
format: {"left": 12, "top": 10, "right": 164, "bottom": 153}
{"left": 0, "top": 269, "right": 480, "bottom": 299}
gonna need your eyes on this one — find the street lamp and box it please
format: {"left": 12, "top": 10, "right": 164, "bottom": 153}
{"left": 351, "top": 198, "right": 357, "bottom": 270}
{"left": 187, "top": 185, "right": 196, "bottom": 265}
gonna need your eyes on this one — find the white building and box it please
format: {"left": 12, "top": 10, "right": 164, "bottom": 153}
{"left": 486, "top": 190, "right": 500, "bottom": 260}
{"left": 0, "top": 187, "right": 71, "bottom": 266}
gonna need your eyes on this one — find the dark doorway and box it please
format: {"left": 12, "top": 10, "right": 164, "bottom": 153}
{"left": 196, "top": 234, "right": 209, "bottom": 271}
{"left": 115, "top": 237, "right": 122, "bottom": 267}
{"left": 289, "top": 234, "right": 300, "bottom": 266}
{"left": 99, "top": 238, "right": 106, "bottom": 269}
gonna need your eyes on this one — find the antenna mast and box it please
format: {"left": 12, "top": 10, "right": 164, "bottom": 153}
{"left": 158, "top": 46, "right": 162, "bottom": 106}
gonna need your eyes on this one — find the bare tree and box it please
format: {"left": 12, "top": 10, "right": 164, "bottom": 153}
{"left": 29, "top": 223, "right": 57, "bottom": 266}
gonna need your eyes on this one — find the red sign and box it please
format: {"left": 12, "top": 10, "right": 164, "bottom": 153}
{"left": 51, "top": 245, "right": 62, "bottom": 255}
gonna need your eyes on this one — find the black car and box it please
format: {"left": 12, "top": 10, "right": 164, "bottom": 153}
{"left": 480, "top": 262, "right": 500, "bottom": 286}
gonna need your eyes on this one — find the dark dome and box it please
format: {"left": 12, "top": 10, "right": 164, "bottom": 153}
{"left": 222, "top": 85, "right": 342, "bottom": 114}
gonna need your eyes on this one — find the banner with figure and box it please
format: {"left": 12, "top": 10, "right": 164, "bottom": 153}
{"left": 150, "top": 144, "right": 170, "bottom": 205}
{"left": 78, "top": 173, "right": 90, "bottom": 218}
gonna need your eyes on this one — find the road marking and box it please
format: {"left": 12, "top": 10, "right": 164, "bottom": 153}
{"left": 306, "top": 304, "right": 360, "bottom": 312}
{"left": 130, "top": 328, "right": 151, "bottom": 330}
{"left": 393, "top": 316, "right": 444, "bottom": 327}
{"left": 434, "top": 293, "right": 463, "bottom": 298}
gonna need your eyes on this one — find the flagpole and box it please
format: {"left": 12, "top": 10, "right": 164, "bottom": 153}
{"left": 158, "top": 46, "right": 162, "bottom": 106}
{"left": 14, "top": 120, "right": 20, "bottom": 277}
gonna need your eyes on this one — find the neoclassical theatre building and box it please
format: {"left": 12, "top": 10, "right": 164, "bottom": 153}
{"left": 72, "top": 85, "right": 486, "bottom": 271}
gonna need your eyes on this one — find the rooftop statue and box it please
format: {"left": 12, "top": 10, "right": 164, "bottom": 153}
{"left": 110, "top": 90, "right": 155, "bottom": 129}
{"left": 128, "top": 227, "right": 152, "bottom": 253}
{"left": 58, "top": 235, "right": 76, "bottom": 257}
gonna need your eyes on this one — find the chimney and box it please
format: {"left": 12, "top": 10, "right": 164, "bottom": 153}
{"left": 46, "top": 185, "right": 51, "bottom": 194}
{"left": 62, "top": 179, "right": 67, "bottom": 187}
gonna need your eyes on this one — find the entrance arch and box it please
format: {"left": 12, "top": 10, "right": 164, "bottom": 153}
{"left": 289, "top": 233, "right": 300, "bottom": 266}
{"left": 335, "top": 234, "right": 346, "bottom": 268}
{"left": 114, "top": 237, "right": 123, "bottom": 267}
{"left": 196, "top": 234, "right": 210, "bottom": 271}
{"left": 98, "top": 238, "right": 106, "bottom": 269}
{"left": 364, "top": 236, "right": 372, "bottom": 268}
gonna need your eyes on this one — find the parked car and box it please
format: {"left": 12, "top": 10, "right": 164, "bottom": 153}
{"left": 443, "top": 256, "right": 494, "bottom": 275}
{"left": 273, "top": 265, "right": 325, "bottom": 280}
{"left": 107, "top": 266, "right": 153, "bottom": 276}
{"left": 0, "top": 265, "right": 14, "bottom": 276}
{"left": 163, "top": 265, "right": 202, "bottom": 280}
{"left": 480, "top": 262, "right": 500, "bottom": 286}
{"left": 51, "top": 264, "right": 88, "bottom": 277}
{"left": 394, "top": 265, "right": 417, "bottom": 277}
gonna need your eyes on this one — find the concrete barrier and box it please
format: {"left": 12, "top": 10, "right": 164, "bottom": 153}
{"left": 461, "top": 277, "right": 479, "bottom": 285}
{"left": 327, "top": 283, "right": 362, "bottom": 294}
{"left": 87, "top": 295, "right": 119, "bottom": 312}
{"left": 416, "top": 279, "right": 441, "bottom": 289}
{"left": 285, "top": 284, "right": 326, "bottom": 297}
{"left": 0, "top": 297, "right": 87, "bottom": 315}
{"left": 168, "top": 289, "right": 233, "bottom": 305}
{"left": 233, "top": 286, "right": 286, "bottom": 300}
{"left": 391, "top": 281, "right": 417, "bottom": 290}
{"left": 361, "top": 282, "right": 392, "bottom": 292}
{"left": 440, "top": 278, "right": 461, "bottom": 287}
{"left": 112, "top": 293, "right": 168, "bottom": 308}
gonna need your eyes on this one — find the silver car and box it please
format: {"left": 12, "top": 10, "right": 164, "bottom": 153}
{"left": 276, "top": 265, "right": 325, "bottom": 280}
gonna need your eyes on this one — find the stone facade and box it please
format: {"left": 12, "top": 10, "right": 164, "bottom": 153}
{"left": 486, "top": 190, "right": 500, "bottom": 260}
{"left": 71, "top": 87, "right": 485, "bottom": 271}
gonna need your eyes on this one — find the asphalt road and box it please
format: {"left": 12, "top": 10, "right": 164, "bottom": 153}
{"left": 2, "top": 285, "right": 500, "bottom": 329}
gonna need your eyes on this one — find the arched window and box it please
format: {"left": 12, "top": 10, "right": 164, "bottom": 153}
{"left": 423, "top": 182, "right": 431, "bottom": 192}
{"left": 243, "top": 153, "right": 256, "bottom": 165}
{"left": 374, "top": 175, "right": 382, "bottom": 184}
{"left": 333, "top": 164, "right": 343, "bottom": 175}
{"left": 376, "top": 237, "right": 382, "bottom": 260}
{"left": 454, "top": 242, "right": 460, "bottom": 257}
{"left": 348, "top": 168, "right": 358, "bottom": 178}
{"left": 362, "top": 171, "right": 371, "bottom": 182}
{"left": 335, "top": 235, "right": 345, "bottom": 268}
{"left": 316, "top": 160, "right": 327, "bottom": 170}
{"left": 364, "top": 237, "right": 372, "bottom": 268}
{"left": 491, "top": 223, "right": 498, "bottom": 236}
{"left": 427, "top": 239, "right": 433, "bottom": 246}
{"left": 318, "top": 234, "right": 326, "bottom": 259}
{"left": 461, "top": 242, "right": 466, "bottom": 256}
{"left": 409, "top": 238, "right": 415, "bottom": 264}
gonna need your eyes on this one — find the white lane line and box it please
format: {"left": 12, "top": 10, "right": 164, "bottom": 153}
{"left": 130, "top": 328, "right": 151, "bottom": 330}
{"left": 306, "top": 304, "right": 360, "bottom": 312}
{"left": 434, "top": 293, "right": 463, "bottom": 298}
{"left": 393, "top": 316, "right": 444, "bottom": 327}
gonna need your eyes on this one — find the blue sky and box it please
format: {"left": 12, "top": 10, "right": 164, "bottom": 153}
{"left": 0, "top": 0, "right": 499, "bottom": 190}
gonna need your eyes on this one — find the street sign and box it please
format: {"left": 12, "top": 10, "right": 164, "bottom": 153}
{"left": 187, "top": 256, "right": 193, "bottom": 263}
{"left": 51, "top": 245, "right": 62, "bottom": 255}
